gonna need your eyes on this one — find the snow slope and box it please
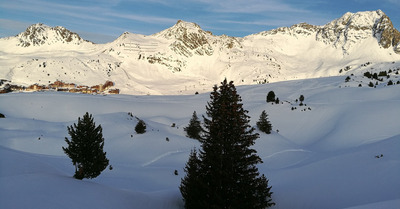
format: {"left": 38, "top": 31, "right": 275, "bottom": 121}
{"left": 0, "top": 75, "right": 399, "bottom": 209}
{"left": 1, "top": 10, "right": 400, "bottom": 95}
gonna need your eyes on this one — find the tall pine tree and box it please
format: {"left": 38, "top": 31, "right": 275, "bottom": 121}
{"left": 180, "top": 79, "right": 274, "bottom": 209}
{"left": 63, "top": 112, "right": 109, "bottom": 180}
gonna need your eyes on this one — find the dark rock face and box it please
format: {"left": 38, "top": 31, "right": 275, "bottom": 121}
{"left": 373, "top": 14, "right": 400, "bottom": 53}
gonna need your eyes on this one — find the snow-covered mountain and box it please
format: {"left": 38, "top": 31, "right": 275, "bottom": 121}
{"left": 16, "top": 23, "right": 90, "bottom": 47}
{"left": 1, "top": 10, "right": 399, "bottom": 95}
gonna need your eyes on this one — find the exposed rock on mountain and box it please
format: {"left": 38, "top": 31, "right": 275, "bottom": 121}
{"left": 317, "top": 10, "right": 400, "bottom": 54}
{"left": 258, "top": 22, "right": 319, "bottom": 37}
{"left": 17, "top": 23, "right": 89, "bottom": 47}
{"left": 155, "top": 20, "right": 214, "bottom": 57}
{"left": 257, "top": 10, "right": 400, "bottom": 54}
{"left": 373, "top": 12, "right": 400, "bottom": 52}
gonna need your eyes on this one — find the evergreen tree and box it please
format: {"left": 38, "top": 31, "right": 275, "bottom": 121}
{"left": 299, "top": 95, "right": 305, "bottom": 106}
{"left": 257, "top": 110, "right": 272, "bottom": 134}
{"left": 180, "top": 79, "right": 274, "bottom": 209}
{"left": 363, "top": 71, "right": 372, "bottom": 78}
{"left": 368, "top": 81, "right": 374, "bottom": 87}
{"left": 180, "top": 149, "right": 206, "bottom": 209}
{"left": 184, "top": 111, "right": 202, "bottom": 140}
{"left": 135, "top": 118, "right": 146, "bottom": 134}
{"left": 63, "top": 112, "right": 109, "bottom": 180}
{"left": 266, "top": 91, "right": 276, "bottom": 103}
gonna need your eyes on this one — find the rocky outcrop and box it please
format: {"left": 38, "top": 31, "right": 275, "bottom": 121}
{"left": 316, "top": 10, "right": 400, "bottom": 54}
{"left": 155, "top": 20, "right": 214, "bottom": 57}
{"left": 258, "top": 22, "right": 319, "bottom": 37}
{"left": 373, "top": 13, "right": 400, "bottom": 53}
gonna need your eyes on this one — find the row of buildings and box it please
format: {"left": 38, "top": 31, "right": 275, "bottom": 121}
{"left": 0, "top": 80, "right": 120, "bottom": 94}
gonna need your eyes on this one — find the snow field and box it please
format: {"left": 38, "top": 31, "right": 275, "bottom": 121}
{"left": 0, "top": 76, "right": 399, "bottom": 209}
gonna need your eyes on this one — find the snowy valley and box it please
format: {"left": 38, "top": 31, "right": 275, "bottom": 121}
{"left": 0, "top": 75, "right": 399, "bottom": 209}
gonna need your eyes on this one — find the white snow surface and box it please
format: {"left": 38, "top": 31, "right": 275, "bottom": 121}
{"left": 0, "top": 76, "right": 399, "bottom": 209}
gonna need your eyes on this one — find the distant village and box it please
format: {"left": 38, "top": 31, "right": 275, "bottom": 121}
{"left": 0, "top": 80, "right": 120, "bottom": 94}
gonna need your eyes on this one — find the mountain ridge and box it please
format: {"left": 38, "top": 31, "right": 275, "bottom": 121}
{"left": 1, "top": 10, "right": 400, "bottom": 95}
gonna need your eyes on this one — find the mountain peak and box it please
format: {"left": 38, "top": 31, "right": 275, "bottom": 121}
{"left": 175, "top": 20, "right": 202, "bottom": 30}
{"left": 326, "top": 10, "right": 385, "bottom": 30}
{"left": 17, "top": 23, "right": 88, "bottom": 47}
{"left": 152, "top": 20, "right": 214, "bottom": 57}
{"left": 372, "top": 11, "right": 400, "bottom": 52}
{"left": 253, "top": 10, "right": 399, "bottom": 54}
{"left": 153, "top": 20, "right": 212, "bottom": 39}
{"left": 316, "top": 10, "right": 400, "bottom": 53}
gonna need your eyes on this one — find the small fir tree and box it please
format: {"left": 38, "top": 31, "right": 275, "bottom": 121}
{"left": 63, "top": 112, "right": 109, "bottom": 180}
{"left": 135, "top": 118, "right": 146, "bottom": 134}
{"left": 257, "top": 110, "right": 272, "bottom": 134}
{"left": 299, "top": 95, "right": 305, "bottom": 106}
{"left": 266, "top": 91, "right": 276, "bottom": 103}
{"left": 184, "top": 111, "right": 202, "bottom": 140}
{"left": 368, "top": 81, "right": 374, "bottom": 87}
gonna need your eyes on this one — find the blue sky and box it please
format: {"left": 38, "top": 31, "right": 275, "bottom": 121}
{"left": 1, "top": 0, "right": 399, "bottom": 43}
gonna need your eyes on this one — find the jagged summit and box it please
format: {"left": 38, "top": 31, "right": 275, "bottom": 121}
{"left": 253, "top": 10, "right": 400, "bottom": 54}
{"left": 153, "top": 20, "right": 214, "bottom": 57}
{"left": 317, "top": 10, "right": 400, "bottom": 53}
{"left": 153, "top": 20, "right": 210, "bottom": 39}
{"left": 17, "top": 23, "right": 89, "bottom": 47}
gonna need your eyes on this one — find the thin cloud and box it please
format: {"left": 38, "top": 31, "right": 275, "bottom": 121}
{"left": 191, "top": 0, "right": 308, "bottom": 13}
{"left": 385, "top": 0, "right": 400, "bottom": 5}
{"left": 220, "top": 19, "right": 297, "bottom": 27}
{"left": 106, "top": 13, "right": 177, "bottom": 25}
{"left": 1, "top": 0, "right": 178, "bottom": 25}
{"left": 1, "top": 0, "right": 111, "bottom": 22}
{"left": 0, "top": 19, "right": 32, "bottom": 37}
